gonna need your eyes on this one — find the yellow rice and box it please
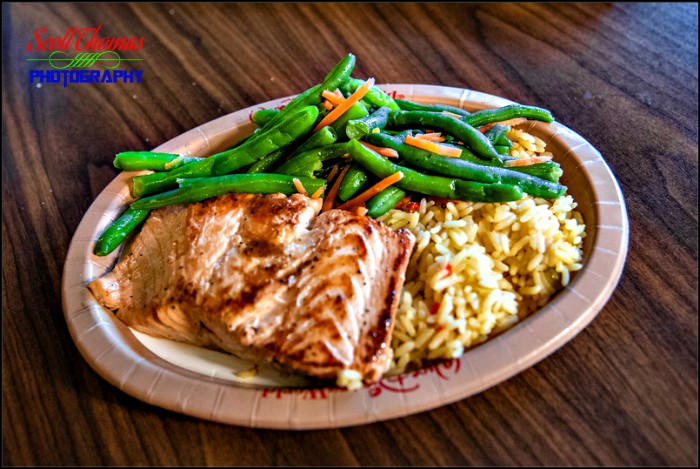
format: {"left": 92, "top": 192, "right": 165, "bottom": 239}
{"left": 379, "top": 128, "right": 586, "bottom": 375}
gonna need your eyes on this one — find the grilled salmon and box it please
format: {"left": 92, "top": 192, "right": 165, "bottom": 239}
{"left": 89, "top": 193, "right": 415, "bottom": 385}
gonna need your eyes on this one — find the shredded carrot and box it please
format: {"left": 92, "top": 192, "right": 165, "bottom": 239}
{"left": 478, "top": 117, "right": 528, "bottom": 133}
{"left": 322, "top": 165, "right": 350, "bottom": 212}
{"left": 356, "top": 206, "right": 368, "bottom": 216}
{"left": 417, "top": 132, "right": 442, "bottom": 139}
{"left": 326, "top": 165, "right": 339, "bottom": 182}
{"left": 310, "top": 184, "right": 326, "bottom": 199}
{"left": 415, "top": 132, "right": 445, "bottom": 142}
{"left": 321, "top": 89, "right": 336, "bottom": 100}
{"left": 404, "top": 135, "right": 462, "bottom": 157}
{"left": 503, "top": 155, "right": 553, "bottom": 167}
{"left": 336, "top": 171, "right": 404, "bottom": 211}
{"left": 359, "top": 140, "right": 399, "bottom": 158}
{"left": 322, "top": 99, "right": 333, "bottom": 110}
{"left": 321, "top": 89, "right": 344, "bottom": 106}
{"left": 314, "top": 78, "right": 375, "bottom": 132}
{"left": 441, "top": 111, "right": 463, "bottom": 119}
{"left": 292, "top": 178, "right": 308, "bottom": 196}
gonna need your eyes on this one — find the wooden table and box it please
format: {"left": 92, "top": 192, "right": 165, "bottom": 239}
{"left": 3, "top": 3, "right": 697, "bottom": 466}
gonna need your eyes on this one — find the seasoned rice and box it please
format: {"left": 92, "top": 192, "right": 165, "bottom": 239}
{"left": 380, "top": 128, "right": 586, "bottom": 375}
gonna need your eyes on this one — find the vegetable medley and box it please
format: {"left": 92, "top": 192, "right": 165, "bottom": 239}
{"left": 95, "top": 53, "right": 565, "bottom": 256}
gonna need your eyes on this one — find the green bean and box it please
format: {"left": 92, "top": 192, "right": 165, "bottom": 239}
{"left": 463, "top": 104, "right": 554, "bottom": 128}
{"left": 494, "top": 128, "right": 513, "bottom": 147}
{"left": 457, "top": 145, "right": 511, "bottom": 166}
{"left": 398, "top": 128, "right": 512, "bottom": 164}
{"left": 93, "top": 206, "right": 150, "bottom": 256}
{"left": 341, "top": 77, "right": 401, "bottom": 111}
{"left": 484, "top": 124, "right": 511, "bottom": 145}
{"left": 132, "top": 105, "right": 319, "bottom": 197}
{"left": 497, "top": 135, "right": 512, "bottom": 147}
{"left": 132, "top": 159, "right": 212, "bottom": 198}
{"left": 366, "top": 186, "right": 407, "bottom": 218}
{"left": 346, "top": 106, "right": 391, "bottom": 140}
{"left": 131, "top": 174, "right": 326, "bottom": 210}
{"left": 494, "top": 145, "right": 510, "bottom": 155}
{"left": 247, "top": 127, "right": 339, "bottom": 175}
{"left": 394, "top": 98, "right": 471, "bottom": 117}
{"left": 113, "top": 152, "right": 204, "bottom": 172}
{"left": 276, "top": 143, "right": 350, "bottom": 177}
{"left": 399, "top": 131, "right": 513, "bottom": 167}
{"left": 213, "top": 106, "right": 319, "bottom": 175}
{"left": 321, "top": 53, "right": 357, "bottom": 92}
{"left": 337, "top": 162, "right": 369, "bottom": 201}
{"left": 372, "top": 133, "right": 564, "bottom": 199}
{"left": 331, "top": 102, "right": 369, "bottom": 140}
{"left": 293, "top": 126, "right": 338, "bottom": 154}
{"left": 348, "top": 139, "right": 523, "bottom": 202}
{"left": 388, "top": 110, "right": 503, "bottom": 162}
{"left": 509, "top": 161, "right": 563, "bottom": 183}
{"left": 366, "top": 131, "right": 564, "bottom": 198}
{"left": 246, "top": 148, "right": 285, "bottom": 174}
{"left": 251, "top": 108, "right": 281, "bottom": 127}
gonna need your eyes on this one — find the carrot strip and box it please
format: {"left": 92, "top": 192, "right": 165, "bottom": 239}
{"left": 314, "top": 78, "right": 375, "bottom": 132}
{"left": 359, "top": 140, "right": 399, "bottom": 158}
{"left": 503, "top": 155, "right": 553, "bottom": 167}
{"left": 326, "top": 165, "right": 339, "bottom": 183}
{"left": 404, "top": 135, "right": 462, "bottom": 157}
{"left": 336, "top": 171, "right": 404, "bottom": 211}
{"left": 415, "top": 132, "right": 445, "bottom": 142}
{"left": 478, "top": 118, "right": 528, "bottom": 133}
{"left": 322, "top": 99, "right": 333, "bottom": 110}
{"left": 322, "top": 165, "right": 350, "bottom": 212}
{"left": 333, "top": 89, "right": 344, "bottom": 99}
{"left": 356, "top": 206, "right": 368, "bottom": 216}
{"left": 311, "top": 184, "right": 326, "bottom": 199}
{"left": 416, "top": 132, "right": 442, "bottom": 139}
{"left": 292, "top": 178, "right": 308, "bottom": 196}
{"left": 322, "top": 89, "right": 344, "bottom": 106}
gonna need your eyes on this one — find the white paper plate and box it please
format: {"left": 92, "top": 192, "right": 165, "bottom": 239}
{"left": 61, "top": 85, "right": 629, "bottom": 429}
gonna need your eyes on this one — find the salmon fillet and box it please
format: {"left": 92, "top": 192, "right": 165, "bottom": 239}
{"left": 89, "top": 193, "right": 415, "bottom": 385}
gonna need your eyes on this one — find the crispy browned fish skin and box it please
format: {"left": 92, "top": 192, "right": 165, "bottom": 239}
{"left": 89, "top": 193, "right": 415, "bottom": 384}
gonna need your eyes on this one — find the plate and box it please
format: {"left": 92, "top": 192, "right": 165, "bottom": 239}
{"left": 61, "top": 84, "right": 629, "bottom": 429}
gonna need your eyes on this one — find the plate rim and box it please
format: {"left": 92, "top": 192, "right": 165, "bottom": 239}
{"left": 61, "top": 84, "right": 629, "bottom": 429}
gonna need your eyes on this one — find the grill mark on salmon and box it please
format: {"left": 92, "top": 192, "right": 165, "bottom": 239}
{"left": 89, "top": 193, "right": 415, "bottom": 385}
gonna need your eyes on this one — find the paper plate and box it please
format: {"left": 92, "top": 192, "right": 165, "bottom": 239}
{"left": 61, "top": 85, "right": 629, "bottom": 429}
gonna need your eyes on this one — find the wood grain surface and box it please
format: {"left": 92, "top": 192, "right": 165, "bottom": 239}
{"left": 3, "top": 2, "right": 697, "bottom": 466}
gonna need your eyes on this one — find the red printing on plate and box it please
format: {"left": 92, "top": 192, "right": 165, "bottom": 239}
{"left": 259, "top": 358, "right": 461, "bottom": 399}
